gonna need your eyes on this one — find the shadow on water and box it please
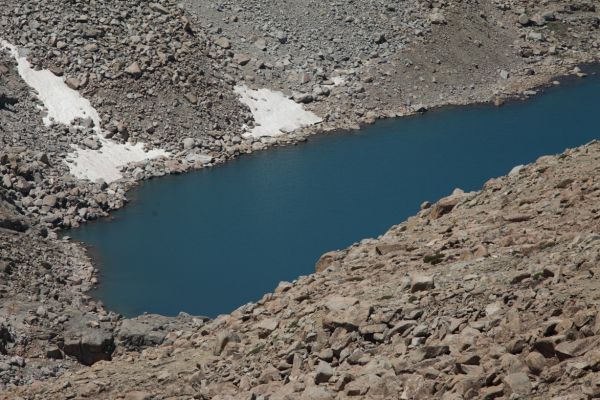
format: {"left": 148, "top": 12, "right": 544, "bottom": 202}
{"left": 71, "top": 71, "right": 600, "bottom": 318}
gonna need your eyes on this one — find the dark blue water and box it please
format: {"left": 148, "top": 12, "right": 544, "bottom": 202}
{"left": 71, "top": 74, "right": 600, "bottom": 317}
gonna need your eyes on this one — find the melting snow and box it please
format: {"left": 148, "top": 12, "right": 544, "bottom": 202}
{"left": 1, "top": 40, "right": 167, "bottom": 183}
{"left": 66, "top": 137, "right": 167, "bottom": 183}
{"left": 234, "top": 85, "right": 322, "bottom": 138}
{"left": 1, "top": 40, "right": 101, "bottom": 129}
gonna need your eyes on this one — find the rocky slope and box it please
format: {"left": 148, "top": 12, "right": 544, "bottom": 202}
{"left": 5, "top": 140, "right": 600, "bottom": 399}
{"left": 0, "top": 0, "right": 600, "bottom": 398}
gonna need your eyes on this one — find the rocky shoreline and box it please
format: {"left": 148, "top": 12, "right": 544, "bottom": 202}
{"left": 1, "top": 0, "right": 600, "bottom": 398}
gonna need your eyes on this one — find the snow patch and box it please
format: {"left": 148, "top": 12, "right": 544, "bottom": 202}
{"left": 1, "top": 39, "right": 168, "bottom": 183}
{"left": 234, "top": 85, "right": 322, "bottom": 138}
{"left": 66, "top": 138, "right": 168, "bottom": 183}
{"left": 1, "top": 40, "right": 101, "bottom": 129}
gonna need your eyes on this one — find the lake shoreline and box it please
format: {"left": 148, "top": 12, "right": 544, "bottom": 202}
{"left": 73, "top": 69, "right": 597, "bottom": 317}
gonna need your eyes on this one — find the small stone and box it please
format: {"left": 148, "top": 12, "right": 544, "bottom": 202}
{"left": 149, "top": 3, "right": 169, "bottom": 14}
{"left": 83, "top": 137, "right": 102, "bottom": 150}
{"left": 184, "top": 93, "right": 198, "bottom": 105}
{"left": 518, "top": 14, "right": 530, "bottom": 26}
{"left": 182, "top": 138, "right": 195, "bottom": 150}
{"left": 125, "top": 62, "right": 142, "bottom": 78}
{"left": 293, "top": 93, "right": 314, "bottom": 104}
{"left": 525, "top": 351, "right": 546, "bottom": 374}
{"left": 315, "top": 361, "right": 334, "bottom": 384}
{"left": 124, "top": 391, "right": 153, "bottom": 400}
{"left": 503, "top": 372, "right": 532, "bottom": 396}
{"left": 374, "top": 33, "right": 386, "bottom": 44}
{"left": 555, "top": 337, "right": 600, "bottom": 361}
{"left": 410, "top": 274, "right": 435, "bottom": 292}
{"left": 480, "top": 384, "right": 504, "bottom": 400}
{"left": 233, "top": 53, "right": 251, "bottom": 66}
{"left": 256, "top": 318, "right": 278, "bottom": 338}
{"left": 410, "top": 345, "right": 449, "bottom": 362}
{"left": 49, "top": 66, "right": 64, "bottom": 76}
{"left": 46, "top": 347, "right": 63, "bottom": 360}
{"left": 65, "top": 77, "right": 81, "bottom": 90}
{"left": 9, "top": 356, "right": 25, "bottom": 367}
{"left": 316, "top": 251, "right": 338, "bottom": 272}
{"left": 430, "top": 10, "right": 447, "bottom": 24}
{"left": 318, "top": 348, "right": 334, "bottom": 362}
{"left": 275, "top": 31, "right": 288, "bottom": 44}
{"left": 215, "top": 37, "right": 231, "bottom": 49}
{"left": 254, "top": 38, "right": 267, "bottom": 50}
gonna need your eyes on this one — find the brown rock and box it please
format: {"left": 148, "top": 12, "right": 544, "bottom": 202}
{"left": 124, "top": 391, "right": 153, "bottom": 400}
{"left": 503, "top": 372, "right": 532, "bottom": 396}
{"left": 65, "top": 77, "right": 81, "bottom": 90}
{"left": 480, "top": 384, "right": 504, "bottom": 400}
{"left": 214, "top": 37, "right": 231, "bottom": 49}
{"left": 301, "top": 386, "right": 334, "bottom": 400}
{"left": 525, "top": 351, "right": 546, "bottom": 374}
{"left": 314, "top": 361, "right": 334, "bottom": 384}
{"left": 410, "top": 345, "right": 449, "bottom": 362}
{"left": 233, "top": 53, "right": 251, "bottom": 66}
{"left": 411, "top": 274, "right": 435, "bottom": 292}
{"left": 125, "top": 62, "right": 142, "bottom": 78}
{"left": 429, "top": 192, "right": 466, "bottom": 219}
{"left": 316, "top": 251, "right": 339, "bottom": 273}
{"left": 555, "top": 337, "right": 600, "bottom": 361}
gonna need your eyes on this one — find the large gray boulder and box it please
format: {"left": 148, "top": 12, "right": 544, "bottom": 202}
{"left": 117, "top": 319, "right": 167, "bottom": 348}
{"left": 0, "top": 204, "right": 28, "bottom": 232}
{"left": 63, "top": 330, "right": 115, "bottom": 366}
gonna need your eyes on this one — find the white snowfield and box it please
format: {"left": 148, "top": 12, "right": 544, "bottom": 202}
{"left": 234, "top": 85, "right": 322, "bottom": 138}
{"left": 1, "top": 40, "right": 167, "bottom": 183}
{"left": 1, "top": 40, "right": 102, "bottom": 129}
{"left": 65, "top": 138, "right": 167, "bottom": 183}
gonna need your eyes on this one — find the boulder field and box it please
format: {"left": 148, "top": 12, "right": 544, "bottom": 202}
{"left": 3, "top": 140, "right": 600, "bottom": 398}
{"left": 1, "top": 0, "right": 600, "bottom": 398}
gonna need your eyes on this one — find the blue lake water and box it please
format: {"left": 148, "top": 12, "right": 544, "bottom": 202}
{"left": 71, "top": 74, "right": 600, "bottom": 317}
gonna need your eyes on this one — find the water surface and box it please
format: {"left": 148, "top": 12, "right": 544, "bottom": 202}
{"left": 72, "top": 74, "right": 600, "bottom": 317}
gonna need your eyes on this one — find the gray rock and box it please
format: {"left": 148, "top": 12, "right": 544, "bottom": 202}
{"left": 233, "top": 53, "right": 251, "bottom": 66}
{"left": 374, "top": 33, "right": 386, "bottom": 44}
{"left": 182, "top": 138, "right": 195, "bottom": 150}
{"left": 301, "top": 387, "right": 334, "bottom": 400}
{"left": 63, "top": 330, "right": 115, "bottom": 366}
{"left": 293, "top": 93, "right": 314, "bottom": 104}
{"left": 42, "top": 195, "right": 57, "bottom": 208}
{"left": 125, "top": 62, "right": 143, "bottom": 78}
{"left": 214, "top": 37, "right": 231, "bottom": 49}
{"left": 117, "top": 319, "right": 167, "bottom": 348}
{"left": 315, "top": 361, "right": 334, "bottom": 384}
{"left": 430, "top": 10, "right": 447, "bottom": 24}
{"left": 46, "top": 346, "right": 63, "bottom": 360}
{"left": 0, "top": 207, "right": 29, "bottom": 232}
{"left": 410, "top": 274, "right": 435, "bottom": 292}
{"left": 503, "top": 372, "right": 532, "bottom": 396}
{"left": 525, "top": 351, "right": 546, "bottom": 374}
{"left": 83, "top": 137, "right": 102, "bottom": 150}
{"left": 518, "top": 14, "right": 530, "bottom": 26}
{"left": 65, "top": 77, "right": 82, "bottom": 90}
